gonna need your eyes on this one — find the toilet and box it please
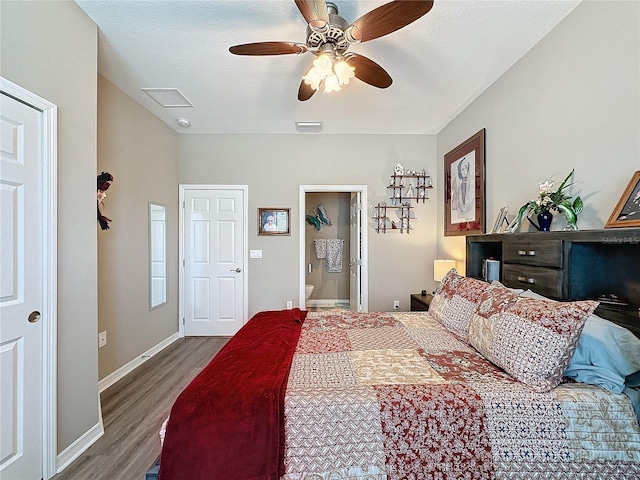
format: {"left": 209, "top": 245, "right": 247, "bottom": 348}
{"left": 305, "top": 284, "right": 314, "bottom": 301}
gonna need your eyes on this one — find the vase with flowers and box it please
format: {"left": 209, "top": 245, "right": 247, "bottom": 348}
{"left": 517, "top": 169, "right": 583, "bottom": 231}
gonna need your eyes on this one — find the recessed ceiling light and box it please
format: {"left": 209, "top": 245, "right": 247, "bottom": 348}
{"left": 295, "top": 121, "right": 323, "bottom": 133}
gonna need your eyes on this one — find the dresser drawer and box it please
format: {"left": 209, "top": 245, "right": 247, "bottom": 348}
{"left": 503, "top": 264, "right": 564, "bottom": 298}
{"left": 503, "top": 240, "right": 563, "bottom": 267}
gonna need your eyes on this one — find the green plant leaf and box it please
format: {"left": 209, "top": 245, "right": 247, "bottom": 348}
{"left": 572, "top": 196, "right": 584, "bottom": 214}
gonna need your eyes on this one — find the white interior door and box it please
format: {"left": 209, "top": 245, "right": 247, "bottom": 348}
{"left": 349, "top": 192, "right": 362, "bottom": 311}
{"left": 182, "top": 186, "right": 247, "bottom": 336}
{"left": 0, "top": 91, "right": 44, "bottom": 479}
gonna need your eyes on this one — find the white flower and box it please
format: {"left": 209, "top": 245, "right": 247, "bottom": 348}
{"left": 538, "top": 181, "right": 554, "bottom": 194}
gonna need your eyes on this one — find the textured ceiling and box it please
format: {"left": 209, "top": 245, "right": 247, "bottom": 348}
{"left": 75, "top": 0, "right": 581, "bottom": 135}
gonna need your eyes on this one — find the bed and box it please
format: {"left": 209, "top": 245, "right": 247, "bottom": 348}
{"left": 157, "top": 270, "right": 640, "bottom": 479}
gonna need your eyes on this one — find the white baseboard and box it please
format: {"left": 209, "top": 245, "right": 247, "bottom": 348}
{"left": 56, "top": 422, "right": 103, "bottom": 473}
{"left": 99, "top": 332, "right": 180, "bottom": 393}
{"left": 306, "top": 299, "right": 350, "bottom": 308}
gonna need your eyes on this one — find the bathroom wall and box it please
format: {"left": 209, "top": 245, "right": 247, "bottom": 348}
{"left": 305, "top": 192, "right": 351, "bottom": 303}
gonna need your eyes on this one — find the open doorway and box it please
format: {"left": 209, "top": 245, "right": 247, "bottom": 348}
{"left": 299, "top": 185, "right": 368, "bottom": 312}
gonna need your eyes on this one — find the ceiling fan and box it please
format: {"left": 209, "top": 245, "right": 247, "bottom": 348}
{"left": 229, "top": 0, "right": 434, "bottom": 101}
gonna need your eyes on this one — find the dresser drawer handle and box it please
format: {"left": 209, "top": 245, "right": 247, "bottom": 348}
{"left": 517, "top": 250, "right": 536, "bottom": 256}
{"left": 517, "top": 276, "right": 536, "bottom": 284}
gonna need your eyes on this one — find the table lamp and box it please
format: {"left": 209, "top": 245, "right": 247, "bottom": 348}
{"left": 434, "top": 259, "right": 456, "bottom": 283}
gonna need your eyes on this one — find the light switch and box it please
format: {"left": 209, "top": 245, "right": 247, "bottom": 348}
{"left": 250, "top": 249, "right": 262, "bottom": 258}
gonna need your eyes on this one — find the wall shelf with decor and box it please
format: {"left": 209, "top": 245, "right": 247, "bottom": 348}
{"left": 373, "top": 202, "right": 413, "bottom": 234}
{"left": 387, "top": 172, "right": 433, "bottom": 203}
{"left": 374, "top": 165, "right": 432, "bottom": 234}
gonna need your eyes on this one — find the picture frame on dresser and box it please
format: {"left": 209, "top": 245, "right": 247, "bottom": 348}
{"left": 605, "top": 170, "right": 640, "bottom": 228}
{"left": 444, "top": 129, "right": 485, "bottom": 236}
{"left": 490, "top": 205, "right": 509, "bottom": 234}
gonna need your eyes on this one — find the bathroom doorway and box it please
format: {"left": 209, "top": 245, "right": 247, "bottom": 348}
{"left": 299, "top": 185, "right": 368, "bottom": 312}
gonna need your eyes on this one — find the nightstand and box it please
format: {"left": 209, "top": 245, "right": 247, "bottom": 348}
{"left": 410, "top": 293, "right": 433, "bottom": 311}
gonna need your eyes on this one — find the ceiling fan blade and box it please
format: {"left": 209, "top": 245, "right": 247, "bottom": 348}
{"left": 294, "top": 0, "right": 329, "bottom": 29}
{"left": 345, "top": 53, "right": 392, "bottom": 89}
{"left": 298, "top": 64, "right": 318, "bottom": 101}
{"left": 349, "top": 0, "right": 434, "bottom": 43}
{"left": 229, "top": 42, "right": 307, "bottom": 56}
{"left": 298, "top": 79, "right": 317, "bottom": 101}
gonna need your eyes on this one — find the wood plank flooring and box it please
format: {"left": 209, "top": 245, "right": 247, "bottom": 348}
{"left": 51, "top": 337, "right": 228, "bottom": 480}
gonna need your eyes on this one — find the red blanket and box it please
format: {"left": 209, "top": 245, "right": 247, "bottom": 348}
{"left": 159, "top": 308, "right": 306, "bottom": 480}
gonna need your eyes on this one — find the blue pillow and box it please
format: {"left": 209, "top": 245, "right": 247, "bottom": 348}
{"left": 564, "top": 314, "right": 640, "bottom": 394}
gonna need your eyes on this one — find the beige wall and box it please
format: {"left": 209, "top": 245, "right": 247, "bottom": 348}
{"left": 305, "top": 192, "right": 351, "bottom": 302}
{"left": 97, "top": 75, "right": 179, "bottom": 379}
{"left": 2, "top": 0, "right": 638, "bottom": 465}
{"left": 1, "top": 1, "right": 99, "bottom": 453}
{"left": 179, "top": 134, "right": 440, "bottom": 314}
{"left": 437, "top": 0, "right": 640, "bottom": 266}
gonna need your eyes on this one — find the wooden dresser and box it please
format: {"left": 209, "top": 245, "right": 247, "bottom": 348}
{"left": 466, "top": 229, "right": 640, "bottom": 337}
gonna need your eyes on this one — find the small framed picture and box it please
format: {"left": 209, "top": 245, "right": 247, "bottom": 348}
{"left": 258, "top": 208, "right": 290, "bottom": 235}
{"left": 444, "top": 129, "right": 486, "bottom": 236}
{"left": 605, "top": 171, "right": 640, "bottom": 228}
{"left": 491, "top": 205, "right": 509, "bottom": 234}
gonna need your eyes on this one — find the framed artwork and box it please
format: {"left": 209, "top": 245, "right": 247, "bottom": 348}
{"left": 605, "top": 171, "right": 640, "bottom": 228}
{"left": 490, "top": 205, "right": 509, "bottom": 234}
{"left": 258, "top": 208, "right": 290, "bottom": 235}
{"left": 444, "top": 129, "right": 485, "bottom": 236}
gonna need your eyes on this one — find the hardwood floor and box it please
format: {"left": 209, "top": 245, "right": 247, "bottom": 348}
{"left": 51, "top": 337, "right": 228, "bottom": 480}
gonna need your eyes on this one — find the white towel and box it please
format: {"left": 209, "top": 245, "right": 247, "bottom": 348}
{"left": 326, "top": 239, "right": 343, "bottom": 273}
{"left": 314, "top": 239, "right": 326, "bottom": 259}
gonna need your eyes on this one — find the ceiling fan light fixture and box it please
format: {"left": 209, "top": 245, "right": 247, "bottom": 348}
{"left": 303, "top": 53, "right": 355, "bottom": 93}
{"left": 230, "top": 0, "right": 434, "bottom": 100}
{"left": 334, "top": 60, "right": 355, "bottom": 84}
{"left": 324, "top": 74, "right": 341, "bottom": 93}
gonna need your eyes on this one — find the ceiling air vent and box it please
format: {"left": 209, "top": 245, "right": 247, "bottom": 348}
{"left": 142, "top": 88, "right": 194, "bottom": 108}
{"left": 295, "top": 121, "right": 323, "bottom": 133}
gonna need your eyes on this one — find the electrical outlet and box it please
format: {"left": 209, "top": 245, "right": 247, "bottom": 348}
{"left": 98, "top": 331, "right": 107, "bottom": 348}
{"left": 286, "top": 300, "right": 293, "bottom": 309}
{"left": 393, "top": 300, "right": 400, "bottom": 310}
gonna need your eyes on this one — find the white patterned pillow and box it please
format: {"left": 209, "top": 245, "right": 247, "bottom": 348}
{"left": 430, "top": 269, "right": 489, "bottom": 341}
{"left": 469, "top": 282, "right": 598, "bottom": 392}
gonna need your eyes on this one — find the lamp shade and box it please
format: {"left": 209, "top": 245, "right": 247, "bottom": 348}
{"left": 434, "top": 259, "right": 456, "bottom": 282}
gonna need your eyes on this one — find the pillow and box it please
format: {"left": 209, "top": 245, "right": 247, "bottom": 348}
{"left": 519, "top": 290, "right": 640, "bottom": 393}
{"left": 564, "top": 314, "right": 640, "bottom": 393}
{"left": 429, "top": 268, "right": 489, "bottom": 341}
{"left": 469, "top": 282, "right": 598, "bottom": 392}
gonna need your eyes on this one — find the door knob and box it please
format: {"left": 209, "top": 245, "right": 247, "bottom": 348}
{"left": 28, "top": 311, "right": 41, "bottom": 323}
{"left": 230, "top": 268, "right": 241, "bottom": 273}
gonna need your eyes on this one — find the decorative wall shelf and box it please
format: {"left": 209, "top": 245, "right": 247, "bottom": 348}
{"left": 373, "top": 202, "right": 413, "bottom": 234}
{"left": 373, "top": 167, "right": 432, "bottom": 234}
{"left": 387, "top": 173, "right": 433, "bottom": 203}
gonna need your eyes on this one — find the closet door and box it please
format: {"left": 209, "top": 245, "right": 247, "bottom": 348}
{"left": 181, "top": 186, "right": 247, "bottom": 336}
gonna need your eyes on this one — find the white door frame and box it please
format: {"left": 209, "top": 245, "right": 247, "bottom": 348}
{"left": 178, "top": 185, "right": 248, "bottom": 337}
{"left": 1, "top": 78, "right": 58, "bottom": 479}
{"left": 299, "top": 185, "right": 368, "bottom": 311}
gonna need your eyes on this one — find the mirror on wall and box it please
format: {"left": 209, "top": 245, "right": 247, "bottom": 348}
{"left": 149, "top": 202, "right": 167, "bottom": 310}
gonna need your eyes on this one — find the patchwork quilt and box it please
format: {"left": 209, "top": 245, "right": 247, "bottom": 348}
{"left": 282, "top": 311, "right": 640, "bottom": 479}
